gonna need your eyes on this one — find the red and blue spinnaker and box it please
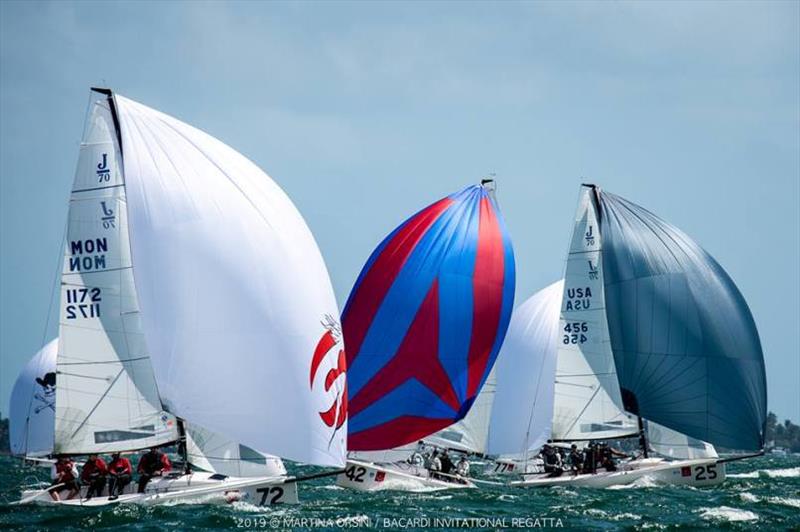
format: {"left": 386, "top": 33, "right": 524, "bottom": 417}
{"left": 343, "top": 183, "right": 515, "bottom": 451}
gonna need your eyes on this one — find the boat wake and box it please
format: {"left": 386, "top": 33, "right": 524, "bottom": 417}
{"left": 604, "top": 476, "right": 658, "bottom": 490}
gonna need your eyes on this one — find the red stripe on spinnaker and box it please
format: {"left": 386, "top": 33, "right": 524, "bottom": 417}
{"left": 348, "top": 416, "right": 454, "bottom": 451}
{"left": 466, "top": 196, "right": 505, "bottom": 398}
{"left": 310, "top": 330, "right": 336, "bottom": 387}
{"left": 348, "top": 279, "right": 461, "bottom": 419}
{"left": 343, "top": 198, "right": 454, "bottom": 366}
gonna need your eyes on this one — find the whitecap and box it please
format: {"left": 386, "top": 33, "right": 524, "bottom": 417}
{"left": 767, "top": 497, "right": 800, "bottom": 509}
{"left": 699, "top": 506, "right": 758, "bottom": 522}
{"left": 728, "top": 466, "right": 799, "bottom": 479}
{"left": 738, "top": 492, "right": 760, "bottom": 503}
{"left": 611, "top": 512, "right": 642, "bottom": 521}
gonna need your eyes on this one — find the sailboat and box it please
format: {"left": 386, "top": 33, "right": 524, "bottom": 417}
{"left": 335, "top": 181, "right": 515, "bottom": 491}
{"left": 511, "top": 184, "right": 767, "bottom": 488}
{"left": 11, "top": 338, "right": 288, "bottom": 500}
{"left": 15, "top": 88, "right": 347, "bottom": 505}
{"left": 10, "top": 339, "right": 58, "bottom": 463}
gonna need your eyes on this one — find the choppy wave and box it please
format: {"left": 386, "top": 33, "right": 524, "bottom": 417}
{"left": 2, "top": 455, "right": 798, "bottom": 530}
{"left": 699, "top": 506, "right": 759, "bottom": 522}
{"left": 728, "top": 466, "right": 800, "bottom": 479}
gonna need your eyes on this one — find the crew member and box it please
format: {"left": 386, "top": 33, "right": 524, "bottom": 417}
{"left": 49, "top": 456, "right": 80, "bottom": 501}
{"left": 137, "top": 447, "right": 172, "bottom": 493}
{"left": 456, "top": 456, "right": 470, "bottom": 477}
{"left": 81, "top": 453, "right": 108, "bottom": 499}
{"left": 568, "top": 444, "right": 584, "bottom": 474}
{"left": 108, "top": 452, "right": 133, "bottom": 500}
{"left": 439, "top": 451, "right": 455, "bottom": 476}
{"left": 542, "top": 444, "right": 563, "bottom": 477}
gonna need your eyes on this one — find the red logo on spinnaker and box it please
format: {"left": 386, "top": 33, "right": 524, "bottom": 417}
{"left": 309, "top": 317, "right": 347, "bottom": 434}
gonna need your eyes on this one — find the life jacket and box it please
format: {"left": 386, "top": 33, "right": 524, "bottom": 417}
{"left": 56, "top": 460, "right": 77, "bottom": 482}
{"left": 109, "top": 457, "right": 132, "bottom": 475}
{"left": 81, "top": 458, "right": 108, "bottom": 482}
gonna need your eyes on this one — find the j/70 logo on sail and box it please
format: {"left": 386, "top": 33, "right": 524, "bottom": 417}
{"left": 309, "top": 315, "right": 347, "bottom": 438}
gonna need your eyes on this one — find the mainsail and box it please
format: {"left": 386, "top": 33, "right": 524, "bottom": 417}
{"left": 54, "top": 92, "right": 178, "bottom": 454}
{"left": 113, "top": 94, "right": 347, "bottom": 467}
{"left": 551, "top": 187, "right": 638, "bottom": 441}
{"left": 10, "top": 339, "right": 58, "bottom": 457}
{"left": 487, "top": 280, "right": 561, "bottom": 457}
{"left": 596, "top": 188, "right": 767, "bottom": 451}
{"left": 343, "top": 184, "right": 515, "bottom": 451}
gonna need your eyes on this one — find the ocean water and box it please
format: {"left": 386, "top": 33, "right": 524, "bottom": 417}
{"left": 1, "top": 454, "right": 798, "bottom": 531}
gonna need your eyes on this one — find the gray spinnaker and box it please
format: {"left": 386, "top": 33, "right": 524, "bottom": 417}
{"left": 595, "top": 189, "right": 766, "bottom": 451}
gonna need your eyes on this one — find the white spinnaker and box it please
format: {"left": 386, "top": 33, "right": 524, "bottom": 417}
{"left": 646, "top": 420, "right": 718, "bottom": 460}
{"left": 552, "top": 187, "right": 637, "bottom": 441}
{"left": 10, "top": 339, "right": 58, "bottom": 457}
{"left": 185, "top": 423, "right": 287, "bottom": 478}
{"left": 54, "top": 94, "right": 179, "bottom": 454}
{"left": 115, "top": 95, "right": 347, "bottom": 467}
{"left": 487, "top": 280, "right": 561, "bottom": 457}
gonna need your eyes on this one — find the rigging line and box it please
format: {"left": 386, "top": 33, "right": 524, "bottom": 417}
{"left": 69, "top": 368, "right": 124, "bottom": 440}
{"left": 559, "top": 384, "right": 601, "bottom": 438}
{"left": 57, "top": 371, "right": 115, "bottom": 381}
{"left": 25, "top": 213, "right": 68, "bottom": 453}
{"left": 58, "top": 356, "right": 150, "bottom": 365}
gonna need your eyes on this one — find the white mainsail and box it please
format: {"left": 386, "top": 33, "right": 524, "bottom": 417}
{"left": 185, "top": 423, "right": 287, "bottom": 478}
{"left": 54, "top": 94, "right": 179, "bottom": 454}
{"left": 10, "top": 339, "right": 58, "bottom": 457}
{"left": 551, "top": 187, "right": 637, "bottom": 441}
{"left": 487, "top": 280, "right": 561, "bottom": 457}
{"left": 114, "top": 95, "right": 347, "bottom": 467}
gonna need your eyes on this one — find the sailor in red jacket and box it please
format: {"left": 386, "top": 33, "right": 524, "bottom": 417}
{"left": 49, "top": 456, "right": 79, "bottom": 501}
{"left": 81, "top": 453, "right": 108, "bottom": 500}
{"left": 107, "top": 452, "right": 133, "bottom": 500}
{"left": 137, "top": 447, "right": 172, "bottom": 493}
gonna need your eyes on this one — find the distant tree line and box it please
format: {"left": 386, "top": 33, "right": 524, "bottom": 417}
{"left": 765, "top": 412, "right": 800, "bottom": 453}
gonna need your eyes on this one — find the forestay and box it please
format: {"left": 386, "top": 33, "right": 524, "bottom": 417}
{"left": 10, "top": 339, "right": 58, "bottom": 457}
{"left": 598, "top": 190, "right": 767, "bottom": 450}
{"left": 185, "top": 423, "right": 287, "bottom": 478}
{"left": 54, "top": 92, "right": 179, "bottom": 454}
{"left": 488, "top": 280, "right": 561, "bottom": 457}
{"left": 343, "top": 184, "right": 515, "bottom": 451}
{"left": 551, "top": 187, "right": 637, "bottom": 441}
{"left": 115, "top": 95, "right": 347, "bottom": 467}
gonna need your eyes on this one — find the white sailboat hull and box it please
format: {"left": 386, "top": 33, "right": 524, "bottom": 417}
{"left": 511, "top": 458, "right": 726, "bottom": 488}
{"left": 335, "top": 460, "right": 476, "bottom": 492}
{"left": 17, "top": 471, "right": 298, "bottom": 506}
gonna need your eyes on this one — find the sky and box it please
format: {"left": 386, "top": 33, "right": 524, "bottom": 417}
{"left": 1, "top": 1, "right": 798, "bottom": 423}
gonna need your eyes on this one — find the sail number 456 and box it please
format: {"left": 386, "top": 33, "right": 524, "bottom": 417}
{"left": 563, "top": 321, "right": 588, "bottom": 345}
